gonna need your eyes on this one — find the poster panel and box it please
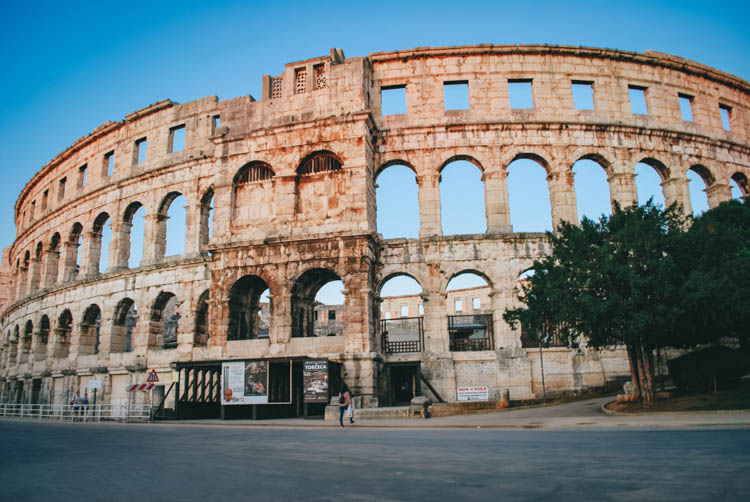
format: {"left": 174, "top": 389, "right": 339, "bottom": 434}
{"left": 222, "top": 360, "right": 269, "bottom": 405}
{"left": 456, "top": 386, "right": 489, "bottom": 402}
{"left": 303, "top": 360, "right": 329, "bottom": 403}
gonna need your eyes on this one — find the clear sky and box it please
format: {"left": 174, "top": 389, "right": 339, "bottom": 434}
{"left": 1, "top": 0, "right": 748, "bottom": 303}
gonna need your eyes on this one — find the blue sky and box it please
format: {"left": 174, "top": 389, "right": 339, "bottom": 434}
{"left": 1, "top": 0, "right": 748, "bottom": 302}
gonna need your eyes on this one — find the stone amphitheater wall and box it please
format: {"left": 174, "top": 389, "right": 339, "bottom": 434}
{"left": 1, "top": 45, "right": 748, "bottom": 410}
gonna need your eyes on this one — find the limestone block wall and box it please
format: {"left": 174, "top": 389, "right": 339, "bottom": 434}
{"left": 1, "top": 45, "right": 749, "bottom": 406}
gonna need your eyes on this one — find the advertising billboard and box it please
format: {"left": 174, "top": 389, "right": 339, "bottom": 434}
{"left": 303, "top": 360, "right": 329, "bottom": 403}
{"left": 222, "top": 360, "right": 269, "bottom": 405}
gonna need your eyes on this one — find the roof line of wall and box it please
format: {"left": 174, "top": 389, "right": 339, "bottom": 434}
{"left": 367, "top": 44, "right": 750, "bottom": 95}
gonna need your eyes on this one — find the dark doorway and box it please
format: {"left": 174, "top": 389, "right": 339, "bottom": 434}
{"left": 174, "top": 363, "right": 221, "bottom": 419}
{"left": 387, "top": 363, "right": 421, "bottom": 406}
{"left": 31, "top": 379, "right": 42, "bottom": 405}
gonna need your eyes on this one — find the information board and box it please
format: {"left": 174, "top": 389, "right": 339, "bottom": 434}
{"left": 222, "top": 360, "right": 269, "bottom": 405}
{"left": 456, "top": 386, "right": 489, "bottom": 402}
{"left": 303, "top": 360, "right": 329, "bottom": 403}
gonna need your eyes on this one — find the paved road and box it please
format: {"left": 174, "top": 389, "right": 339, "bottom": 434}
{"left": 2, "top": 419, "right": 749, "bottom": 501}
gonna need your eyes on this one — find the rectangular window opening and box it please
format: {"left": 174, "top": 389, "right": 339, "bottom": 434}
{"left": 444, "top": 80, "right": 469, "bottom": 110}
{"left": 328, "top": 309, "right": 336, "bottom": 320}
{"left": 314, "top": 64, "right": 327, "bottom": 90}
{"left": 381, "top": 85, "right": 406, "bottom": 116}
{"left": 508, "top": 79, "right": 534, "bottom": 109}
{"left": 628, "top": 85, "right": 648, "bottom": 115}
{"left": 384, "top": 311, "right": 391, "bottom": 320}
{"left": 678, "top": 94, "right": 694, "bottom": 122}
{"left": 418, "top": 304, "right": 424, "bottom": 316}
{"left": 58, "top": 177, "right": 67, "bottom": 200}
{"left": 78, "top": 164, "right": 87, "bottom": 188}
{"left": 571, "top": 81, "right": 594, "bottom": 110}
{"left": 42, "top": 190, "right": 48, "bottom": 211}
{"left": 719, "top": 104, "right": 732, "bottom": 131}
{"left": 472, "top": 297, "right": 481, "bottom": 311}
{"left": 169, "top": 124, "right": 186, "bottom": 153}
{"left": 295, "top": 67, "right": 307, "bottom": 94}
{"left": 400, "top": 305, "right": 409, "bottom": 317}
{"left": 134, "top": 138, "right": 147, "bottom": 165}
{"left": 104, "top": 151, "right": 114, "bottom": 177}
{"left": 30, "top": 201, "right": 36, "bottom": 222}
{"left": 454, "top": 299, "right": 463, "bottom": 313}
{"left": 212, "top": 115, "right": 221, "bottom": 134}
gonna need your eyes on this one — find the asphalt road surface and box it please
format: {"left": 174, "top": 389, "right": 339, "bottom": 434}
{"left": 1, "top": 420, "right": 749, "bottom": 501}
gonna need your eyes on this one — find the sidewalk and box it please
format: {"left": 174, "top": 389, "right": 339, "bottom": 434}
{"left": 164, "top": 397, "right": 750, "bottom": 430}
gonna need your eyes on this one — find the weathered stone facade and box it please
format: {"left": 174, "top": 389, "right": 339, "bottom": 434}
{"left": 1, "top": 45, "right": 748, "bottom": 412}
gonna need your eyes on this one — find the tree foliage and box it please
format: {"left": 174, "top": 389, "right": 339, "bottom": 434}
{"left": 504, "top": 201, "right": 687, "bottom": 406}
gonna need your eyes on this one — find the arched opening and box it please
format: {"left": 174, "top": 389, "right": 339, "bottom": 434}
{"left": 731, "top": 172, "right": 748, "bottom": 201}
{"left": 634, "top": 161, "right": 667, "bottom": 207}
{"left": 507, "top": 157, "right": 552, "bottom": 232}
{"left": 375, "top": 164, "right": 419, "bottom": 238}
{"left": 379, "top": 274, "right": 423, "bottom": 354}
{"left": 9, "top": 326, "right": 19, "bottom": 365}
{"left": 53, "top": 310, "right": 73, "bottom": 359}
{"left": 36, "top": 315, "right": 50, "bottom": 362}
{"left": 572, "top": 158, "right": 611, "bottom": 221}
{"left": 295, "top": 151, "right": 345, "bottom": 221}
{"left": 440, "top": 158, "right": 486, "bottom": 235}
{"left": 687, "top": 166, "right": 713, "bottom": 216}
{"left": 228, "top": 276, "right": 270, "bottom": 341}
{"left": 92, "top": 212, "right": 112, "bottom": 274}
{"left": 124, "top": 202, "right": 145, "bottom": 268}
{"left": 45, "top": 233, "right": 61, "bottom": 287}
{"left": 199, "top": 189, "right": 214, "bottom": 248}
{"left": 113, "top": 298, "right": 136, "bottom": 353}
{"left": 158, "top": 192, "right": 187, "bottom": 258}
{"left": 291, "top": 268, "right": 345, "bottom": 338}
{"left": 297, "top": 151, "right": 342, "bottom": 175}
{"left": 446, "top": 272, "right": 492, "bottom": 351}
{"left": 232, "top": 162, "right": 274, "bottom": 225}
{"left": 195, "top": 290, "right": 210, "bottom": 346}
{"left": 80, "top": 304, "right": 101, "bottom": 355}
{"left": 151, "top": 292, "right": 180, "bottom": 349}
{"left": 20, "top": 320, "right": 33, "bottom": 364}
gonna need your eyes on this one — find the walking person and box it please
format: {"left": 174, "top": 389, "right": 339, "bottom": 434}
{"left": 338, "top": 383, "right": 351, "bottom": 428}
{"left": 71, "top": 391, "right": 81, "bottom": 421}
{"left": 82, "top": 391, "right": 89, "bottom": 421}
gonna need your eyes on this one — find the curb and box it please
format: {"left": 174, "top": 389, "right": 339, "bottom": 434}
{"left": 601, "top": 400, "right": 750, "bottom": 417}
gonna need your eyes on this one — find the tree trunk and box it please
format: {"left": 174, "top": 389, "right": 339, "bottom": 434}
{"left": 625, "top": 342, "right": 642, "bottom": 401}
{"left": 636, "top": 342, "right": 655, "bottom": 407}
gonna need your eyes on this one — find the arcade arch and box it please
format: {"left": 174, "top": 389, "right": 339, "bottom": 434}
{"left": 440, "top": 158, "right": 486, "bottom": 235}
{"left": 375, "top": 163, "right": 419, "bottom": 239}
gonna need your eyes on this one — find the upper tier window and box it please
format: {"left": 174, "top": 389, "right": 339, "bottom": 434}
{"left": 298, "top": 152, "right": 342, "bottom": 175}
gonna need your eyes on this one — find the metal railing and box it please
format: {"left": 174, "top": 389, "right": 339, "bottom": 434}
{"left": 381, "top": 316, "right": 424, "bottom": 354}
{"left": 448, "top": 314, "right": 494, "bottom": 351}
{"left": 0, "top": 403, "right": 152, "bottom": 422}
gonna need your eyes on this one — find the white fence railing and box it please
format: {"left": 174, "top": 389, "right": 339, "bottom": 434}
{"left": 0, "top": 403, "right": 152, "bottom": 422}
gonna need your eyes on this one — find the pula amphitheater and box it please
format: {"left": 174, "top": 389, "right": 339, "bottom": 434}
{"left": 1, "top": 45, "right": 748, "bottom": 419}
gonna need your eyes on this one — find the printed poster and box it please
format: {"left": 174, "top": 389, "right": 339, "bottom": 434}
{"left": 222, "top": 360, "right": 268, "bottom": 405}
{"left": 303, "top": 360, "right": 329, "bottom": 403}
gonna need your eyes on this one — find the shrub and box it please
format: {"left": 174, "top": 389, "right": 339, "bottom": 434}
{"left": 667, "top": 346, "right": 750, "bottom": 393}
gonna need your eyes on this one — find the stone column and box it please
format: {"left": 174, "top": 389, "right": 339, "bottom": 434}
{"left": 140, "top": 214, "right": 163, "bottom": 266}
{"left": 82, "top": 231, "right": 101, "bottom": 278}
{"left": 705, "top": 183, "right": 732, "bottom": 209}
{"left": 662, "top": 177, "right": 691, "bottom": 214}
{"left": 108, "top": 220, "right": 131, "bottom": 272}
{"left": 59, "top": 241, "right": 78, "bottom": 283}
{"left": 417, "top": 174, "right": 442, "bottom": 237}
{"left": 607, "top": 172, "right": 638, "bottom": 209}
{"left": 43, "top": 249, "right": 60, "bottom": 289}
{"left": 484, "top": 170, "right": 512, "bottom": 233}
{"left": 547, "top": 169, "right": 577, "bottom": 229}
{"left": 97, "top": 312, "right": 115, "bottom": 357}
{"left": 17, "top": 265, "right": 28, "bottom": 299}
{"left": 27, "top": 256, "right": 42, "bottom": 295}
{"left": 184, "top": 201, "right": 201, "bottom": 257}
{"left": 422, "top": 289, "right": 449, "bottom": 354}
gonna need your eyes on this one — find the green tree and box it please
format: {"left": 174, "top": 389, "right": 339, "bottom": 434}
{"left": 677, "top": 199, "right": 750, "bottom": 354}
{"left": 504, "top": 201, "right": 686, "bottom": 406}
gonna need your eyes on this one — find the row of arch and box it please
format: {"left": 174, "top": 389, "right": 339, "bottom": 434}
{"left": 10, "top": 149, "right": 749, "bottom": 306}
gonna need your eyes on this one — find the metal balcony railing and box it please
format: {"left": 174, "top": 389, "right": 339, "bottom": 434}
{"left": 448, "top": 314, "right": 494, "bottom": 351}
{"left": 381, "top": 316, "right": 424, "bottom": 354}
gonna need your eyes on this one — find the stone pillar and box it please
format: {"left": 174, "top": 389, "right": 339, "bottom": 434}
{"left": 27, "top": 256, "right": 42, "bottom": 295}
{"left": 140, "top": 214, "right": 163, "bottom": 266}
{"left": 269, "top": 291, "right": 291, "bottom": 346}
{"left": 422, "top": 289, "right": 449, "bottom": 354}
{"left": 82, "top": 231, "right": 101, "bottom": 278}
{"left": 59, "top": 241, "right": 78, "bottom": 283}
{"left": 49, "top": 328, "right": 69, "bottom": 360}
{"left": 417, "top": 174, "right": 442, "bottom": 237}
{"left": 43, "top": 249, "right": 60, "bottom": 289}
{"left": 484, "top": 170, "right": 512, "bottom": 233}
{"left": 211, "top": 184, "right": 232, "bottom": 242}
{"left": 547, "top": 169, "right": 577, "bottom": 229}
{"left": 184, "top": 201, "right": 201, "bottom": 257}
{"left": 705, "top": 183, "right": 732, "bottom": 209}
{"left": 32, "top": 330, "right": 47, "bottom": 363}
{"left": 17, "top": 265, "right": 28, "bottom": 299}
{"left": 108, "top": 221, "right": 131, "bottom": 272}
{"left": 131, "top": 308, "right": 152, "bottom": 355}
{"left": 608, "top": 172, "right": 638, "bottom": 209}
{"left": 97, "top": 313, "right": 114, "bottom": 357}
{"left": 662, "top": 177, "right": 691, "bottom": 214}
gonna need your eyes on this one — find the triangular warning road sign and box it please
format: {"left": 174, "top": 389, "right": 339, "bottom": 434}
{"left": 147, "top": 369, "right": 159, "bottom": 382}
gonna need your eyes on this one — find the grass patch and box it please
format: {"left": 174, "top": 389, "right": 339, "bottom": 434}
{"left": 608, "top": 379, "right": 750, "bottom": 413}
